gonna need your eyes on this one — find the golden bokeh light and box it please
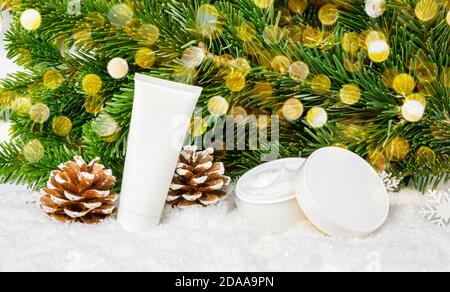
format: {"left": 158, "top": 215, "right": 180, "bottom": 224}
{"left": 82, "top": 74, "right": 103, "bottom": 95}
{"left": 342, "top": 32, "right": 360, "bottom": 55}
{"left": 29, "top": 103, "right": 50, "bottom": 123}
{"left": 73, "top": 22, "right": 93, "bottom": 48}
{"left": 107, "top": 57, "right": 129, "bottom": 79}
{"left": 271, "top": 55, "right": 291, "bottom": 75}
{"left": 318, "top": 4, "right": 339, "bottom": 26}
{"left": 288, "top": 0, "right": 308, "bottom": 14}
{"left": 84, "top": 95, "right": 104, "bottom": 115}
{"left": 263, "top": 25, "right": 284, "bottom": 44}
{"left": 368, "top": 39, "right": 390, "bottom": 63}
{"left": 10, "top": 97, "right": 31, "bottom": 115}
{"left": 135, "top": 48, "right": 156, "bottom": 69}
{"left": 208, "top": 96, "right": 229, "bottom": 117}
{"left": 289, "top": 61, "right": 310, "bottom": 81}
{"left": 343, "top": 56, "right": 363, "bottom": 73}
{"left": 413, "top": 60, "right": 437, "bottom": 83}
{"left": 230, "top": 58, "right": 251, "bottom": 76}
{"left": 310, "top": 74, "right": 332, "bottom": 95}
{"left": 306, "top": 107, "right": 328, "bottom": 128}
{"left": 226, "top": 72, "right": 246, "bottom": 92}
{"left": 402, "top": 94, "right": 427, "bottom": 122}
{"left": 108, "top": 4, "right": 134, "bottom": 27}
{"left": 302, "top": 27, "right": 322, "bottom": 47}
{"left": 181, "top": 46, "right": 205, "bottom": 69}
{"left": 254, "top": 0, "right": 274, "bottom": 9}
{"left": 237, "top": 22, "right": 257, "bottom": 42}
{"left": 340, "top": 84, "right": 361, "bottom": 105}
{"left": 137, "top": 23, "right": 160, "bottom": 46}
{"left": 368, "top": 150, "right": 387, "bottom": 173}
{"left": 22, "top": 139, "right": 45, "bottom": 163}
{"left": 190, "top": 116, "right": 208, "bottom": 137}
{"left": 321, "top": 31, "right": 336, "bottom": 51}
{"left": 43, "top": 69, "right": 64, "bottom": 90}
{"left": 52, "top": 116, "right": 73, "bottom": 137}
{"left": 402, "top": 101, "right": 425, "bottom": 123}
{"left": 229, "top": 106, "right": 247, "bottom": 116}
{"left": 282, "top": 98, "right": 304, "bottom": 121}
{"left": 92, "top": 113, "right": 121, "bottom": 138}
{"left": 392, "top": 73, "right": 416, "bottom": 95}
{"left": 196, "top": 4, "right": 222, "bottom": 38}
{"left": 382, "top": 68, "right": 399, "bottom": 89}
{"left": 20, "top": 9, "right": 42, "bottom": 31}
{"left": 253, "top": 82, "right": 274, "bottom": 100}
{"left": 415, "top": 0, "right": 438, "bottom": 22}
{"left": 385, "top": 137, "right": 410, "bottom": 161}
{"left": 415, "top": 146, "right": 436, "bottom": 164}
{"left": 365, "top": 0, "right": 387, "bottom": 18}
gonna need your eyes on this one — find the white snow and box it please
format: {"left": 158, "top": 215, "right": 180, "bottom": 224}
{"left": 0, "top": 187, "right": 449, "bottom": 272}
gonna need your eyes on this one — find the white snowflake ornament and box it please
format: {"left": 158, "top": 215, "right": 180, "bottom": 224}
{"left": 421, "top": 189, "right": 450, "bottom": 229}
{"left": 379, "top": 171, "right": 402, "bottom": 192}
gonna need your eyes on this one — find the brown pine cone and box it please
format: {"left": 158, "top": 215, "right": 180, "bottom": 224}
{"left": 167, "top": 146, "right": 231, "bottom": 208}
{"left": 40, "top": 156, "right": 118, "bottom": 224}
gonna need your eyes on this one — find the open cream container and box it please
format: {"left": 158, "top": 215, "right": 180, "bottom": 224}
{"left": 236, "top": 158, "right": 307, "bottom": 233}
{"left": 235, "top": 147, "right": 390, "bottom": 238}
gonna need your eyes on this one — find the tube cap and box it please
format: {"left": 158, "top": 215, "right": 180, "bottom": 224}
{"left": 117, "top": 209, "right": 161, "bottom": 232}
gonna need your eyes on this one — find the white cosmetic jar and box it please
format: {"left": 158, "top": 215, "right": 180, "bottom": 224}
{"left": 235, "top": 147, "right": 390, "bottom": 238}
{"left": 235, "top": 158, "right": 307, "bottom": 233}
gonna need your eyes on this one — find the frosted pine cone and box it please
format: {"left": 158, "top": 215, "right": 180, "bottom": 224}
{"left": 40, "top": 156, "right": 118, "bottom": 224}
{"left": 167, "top": 145, "right": 231, "bottom": 208}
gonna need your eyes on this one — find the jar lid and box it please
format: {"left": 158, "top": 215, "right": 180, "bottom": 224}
{"left": 294, "top": 147, "right": 390, "bottom": 239}
{"left": 236, "top": 158, "right": 306, "bottom": 205}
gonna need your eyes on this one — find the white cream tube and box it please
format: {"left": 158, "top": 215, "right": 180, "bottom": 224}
{"left": 118, "top": 74, "right": 203, "bottom": 232}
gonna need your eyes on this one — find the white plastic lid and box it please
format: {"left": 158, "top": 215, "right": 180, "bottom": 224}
{"left": 294, "top": 147, "right": 390, "bottom": 239}
{"left": 236, "top": 158, "right": 306, "bottom": 204}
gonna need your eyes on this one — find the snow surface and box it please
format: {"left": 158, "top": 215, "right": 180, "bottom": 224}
{"left": 0, "top": 187, "right": 449, "bottom": 272}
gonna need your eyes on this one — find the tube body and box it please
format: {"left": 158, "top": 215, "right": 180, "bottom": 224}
{"left": 118, "top": 74, "right": 203, "bottom": 232}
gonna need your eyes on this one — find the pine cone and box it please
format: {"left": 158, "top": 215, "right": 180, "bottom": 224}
{"left": 40, "top": 156, "right": 118, "bottom": 224}
{"left": 167, "top": 146, "right": 231, "bottom": 208}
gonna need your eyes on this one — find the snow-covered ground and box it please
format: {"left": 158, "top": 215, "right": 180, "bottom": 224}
{"left": 0, "top": 187, "right": 449, "bottom": 272}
